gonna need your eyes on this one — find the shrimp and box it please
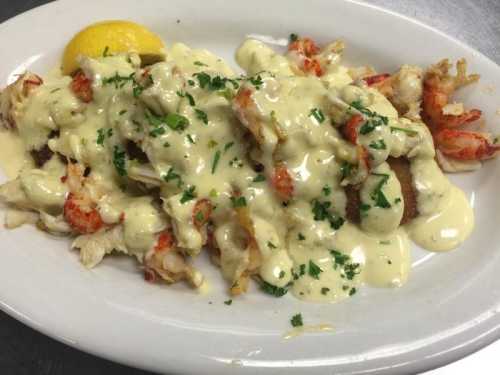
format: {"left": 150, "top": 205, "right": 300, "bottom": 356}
{"left": 71, "top": 70, "right": 93, "bottom": 103}
{"left": 63, "top": 163, "right": 105, "bottom": 234}
{"left": 421, "top": 59, "right": 499, "bottom": 162}
{"left": 434, "top": 129, "right": 500, "bottom": 161}
{"left": 192, "top": 199, "right": 212, "bottom": 230}
{"left": 271, "top": 163, "right": 294, "bottom": 201}
{"left": 144, "top": 229, "right": 203, "bottom": 287}
{"left": 343, "top": 114, "right": 364, "bottom": 144}
{"left": 287, "top": 37, "right": 323, "bottom": 77}
{"left": 233, "top": 87, "right": 264, "bottom": 144}
{"left": 422, "top": 59, "right": 480, "bottom": 130}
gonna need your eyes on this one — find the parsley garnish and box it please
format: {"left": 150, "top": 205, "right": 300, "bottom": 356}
{"left": 163, "top": 167, "right": 183, "bottom": 187}
{"left": 224, "top": 299, "right": 232, "bottom": 305}
{"left": 349, "top": 100, "right": 388, "bottom": 135}
{"left": 230, "top": 196, "right": 247, "bottom": 208}
{"left": 298, "top": 233, "right": 306, "bottom": 241}
{"left": 370, "top": 173, "right": 391, "bottom": 208}
{"left": 113, "top": 146, "right": 127, "bottom": 176}
{"left": 330, "top": 250, "right": 360, "bottom": 280}
{"left": 330, "top": 250, "right": 350, "bottom": 269}
{"left": 195, "top": 108, "right": 208, "bottom": 124}
{"left": 207, "top": 139, "right": 218, "bottom": 148}
{"left": 369, "top": 139, "right": 386, "bottom": 150}
{"left": 394, "top": 197, "right": 401, "bottom": 204}
{"left": 180, "top": 186, "right": 197, "bottom": 204}
{"left": 102, "top": 46, "right": 110, "bottom": 57}
{"left": 360, "top": 203, "right": 371, "bottom": 216}
{"left": 119, "top": 110, "right": 127, "bottom": 115}
{"left": 279, "top": 270, "right": 286, "bottom": 279}
{"left": 211, "top": 150, "right": 221, "bottom": 174}
{"left": 349, "top": 287, "right": 357, "bottom": 296}
{"left": 390, "top": 126, "right": 418, "bottom": 136}
{"left": 102, "top": 72, "right": 135, "bottom": 89}
{"left": 187, "top": 134, "right": 195, "bottom": 144}
{"left": 176, "top": 91, "right": 195, "bottom": 106}
{"left": 289, "top": 33, "right": 299, "bottom": 43}
{"left": 253, "top": 174, "right": 266, "bottom": 182}
{"left": 163, "top": 142, "right": 170, "bottom": 148}
{"left": 50, "top": 88, "right": 61, "bottom": 94}
{"left": 248, "top": 75, "right": 263, "bottom": 90}
{"left": 193, "top": 72, "right": 239, "bottom": 91}
{"left": 96, "top": 128, "right": 106, "bottom": 146}
{"left": 194, "top": 61, "right": 208, "bottom": 67}
{"left": 379, "top": 240, "right": 391, "bottom": 245}
{"left": 145, "top": 109, "right": 189, "bottom": 135}
{"left": 291, "top": 313, "right": 303, "bottom": 327}
{"left": 321, "top": 287, "right": 330, "bottom": 295}
{"left": 309, "top": 108, "right": 325, "bottom": 123}
{"left": 223, "top": 141, "right": 235, "bottom": 153}
{"left": 322, "top": 185, "right": 331, "bottom": 196}
{"left": 340, "top": 162, "right": 354, "bottom": 180}
{"left": 267, "top": 241, "right": 277, "bottom": 249}
{"left": 292, "top": 264, "right": 306, "bottom": 280}
{"left": 261, "top": 281, "right": 289, "bottom": 297}
{"left": 311, "top": 199, "right": 345, "bottom": 230}
{"left": 308, "top": 260, "right": 323, "bottom": 280}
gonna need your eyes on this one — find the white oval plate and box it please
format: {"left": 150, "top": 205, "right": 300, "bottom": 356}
{"left": 1, "top": 0, "right": 500, "bottom": 374}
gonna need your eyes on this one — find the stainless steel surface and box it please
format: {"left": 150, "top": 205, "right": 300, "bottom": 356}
{"left": 0, "top": 0, "right": 498, "bottom": 374}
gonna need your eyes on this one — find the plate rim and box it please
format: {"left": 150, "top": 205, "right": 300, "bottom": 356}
{"left": 0, "top": 0, "right": 499, "bottom": 374}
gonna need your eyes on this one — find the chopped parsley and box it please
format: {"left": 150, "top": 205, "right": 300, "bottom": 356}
{"left": 102, "top": 72, "right": 135, "bottom": 89}
{"left": 330, "top": 250, "right": 360, "bottom": 280}
{"left": 279, "top": 270, "right": 286, "bottom": 279}
{"left": 290, "top": 313, "right": 303, "bottom": 327}
{"left": 253, "top": 174, "right": 266, "bottom": 182}
{"left": 180, "top": 186, "right": 197, "bottom": 204}
{"left": 309, "top": 108, "right": 325, "bottom": 123}
{"left": 308, "top": 260, "right": 323, "bottom": 280}
{"left": 209, "top": 188, "right": 218, "bottom": 198}
{"left": 229, "top": 157, "right": 243, "bottom": 168}
{"left": 195, "top": 211, "right": 204, "bottom": 222}
{"left": 267, "top": 241, "right": 277, "bottom": 249}
{"left": 207, "top": 139, "right": 218, "bottom": 148}
{"left": 119, "top": 109, "right": 127, "bottom": 116}
{"left": 321, "top": 287, "right": 330, "bottom": 295}
{"left": 145, "top": 109, "right": 189, "bottom": 135}
{"left": 340, "top": 162, "right": 354, "bottom": 180}
{"left": 211, "top": 150, "right": 221, "bottom": 174}
{"left": 261, "top": 280, "right": 289, "bottom": 297}
{"left": 322, "top": 185, "right": 331, "bottom": 196}
{"left": 390, "top": 126, "right": 418, "bottom": 136}
{"left": 344, "top": 263, "right": 361, "bottom": 280}
{"left": 96, "top": 128, "right": 106, "bottom": 146}
{"left": 379, "top": 240, "right": 391, "bottom": 245}
{"left": 163, "top": 167, "right": 183, "bottom": 187}
{"left": 186, "top": 134, "right": 196, "bottom": 144}
{"left": 248, "top": 74, "right": 263, "bottom": 90}
{"left": 163, "top": 142, "right": 170, "bottom": 148}
{"left": 298, "top": 233, "right": 306, "bottom": 241}
{"left": 223, "top": 141, "right": 235, "bottom": 153}
{"left": 311, "top": 199, "right": 345, "bottom": 230}
{"left": 370, "top": 173, "right": 391, "bottom": 208}
{"left": 289, "top": 33, "right": 299, "bottom": 43}
{"left": 194, "top": 61, "right": 208, "bottom": 67}
{"left": 50, "top": 88, "right": 61, "bottom": 94}
{"left": 176, "top": 91, "right": 196, "bottom": 106}
{"left": 394, "top": 197, "right": 402, "bottom": 204}
{"left": 230, "top": 196, "right": 247, "bottom": 208}
{"left": 102, "top": 46, "right": 110, "bottom": 57}
{"left": 112, "top": 146, "right": 127, "bottom": 176}
{"left": 369, "top": 139, "right": 386, "bottom": 150}
{"left": 193, "top": 72, "right": 239, "bottom": 91}
{"left": 188, "top": 79, "right": 195, "bottom": 86}
{"left": 349, "top": 287, "right": 357, "bottom": 296}
{"left": 350, "top": 100, "right": 388, "bottom": 135}
{"left": 194, "top": 108, "right": 208, "bottom": 125}
{"left": 292, "top": 264, "right": 306, "bottom": 280}
{"left": 224, "top": 299, "right": 233, "bottom": 305}
{"left": 360, "top": 203, "right": 371, "bottom": 216}
{"left": 330, "top": 250, "right": 350, "bottom": 269}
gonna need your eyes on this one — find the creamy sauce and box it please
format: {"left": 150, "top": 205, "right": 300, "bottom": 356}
{"left": 0, "top": 37, "right": 475, "bottom": 302}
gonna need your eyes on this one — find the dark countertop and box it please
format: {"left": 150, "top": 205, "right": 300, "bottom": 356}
{"left": 0, "top": 1, "right": 499, "bottom": 374}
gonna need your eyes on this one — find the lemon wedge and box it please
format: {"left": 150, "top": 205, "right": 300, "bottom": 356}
{"left": 62, "top": 20, "right": 166, "bottom": 75}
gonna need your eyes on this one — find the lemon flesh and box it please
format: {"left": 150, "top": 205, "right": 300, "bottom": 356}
{"left": 62, "top": 20, "right": 166, "bottom": 75}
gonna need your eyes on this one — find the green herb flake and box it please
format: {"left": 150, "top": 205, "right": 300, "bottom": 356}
{"left": 289, "top": 33, "right": 299, "bottom": 43}
{"left": 369, "top": 139, "right": 386, "bottom": 150}
{"left": 102, "top": 46, "right": 110, "bottom": 57}
{"left": 163, "top": 167, "right": 183, "bottom": 187}
{"left": 321, "top": 287, "right": 330, "bottom": 295}
{"left": 267, "top": 241, "right": 277, "bottom": 249}
{"left": 188, "top": 79, "right": 195, "bottom": 86}
{"left": 342, "top": 285, "right": 349, "bottom": 291}
{"left": 102, "top": 72, "right": 135, "bottom": 89}
{"left": 195, "top": 108, "right": 208, "bottom": 125}
{"left": 390, "top": 126, "right": 418, "bottom": 136}
{"left": 253, "top": 174, "right": 266, "bottom": 182}
{"left": 248, "top": 75, "right": 263, "bottom": 90}
{"left": 119, "top": 109, "right": 127, "bottom": 116}
{"left": 290, "top": 313, "right": 303, "bottom": 327}
{"left": 309, "top": 108, "right": 325, "bottom": 123}
{"left": 187, "top": 134, "right": 196, "bottom": 144}
{"left": 163, "top": 142, "right": 170, "bottom": 148}
{"left": 223, "top": 141, "right": 235, "bottom": 153}
{"left": 349, "top": 287, "right": 357, "bottom": 296}
{"left": 176, "top": 91, "right": 195, "bottom": 106}
{"left": 340, "top": 162, "right": 354, "bottom": 180}
{"left": 194, "top": 61, "right": 208, "bottom": 67}
{"left": 180, "top": 186, "right": 197, "bottom": 204}
{"left": 379, "top": 240, "right": 391, "bottom": 245}
{"left": 311, "top": 199, "right": 345, "bottom": 230}
{"left": 394, "top": 197, "right": 402, "bottom": 204}
{"left": 370, "top": 173, "right": 391, "bottom": 208}
{"left": 207, "top": 139, "right": 218, "bottom": 149}
{"left": 112, "top": 146, "right": 127, "bottom": 176}
{"left": 330, "top": 249, "right": 350, "bottom": 269}
{"left": 308, "top": 260, "right": 323, "bottom": 280}
{"left": 322, "top": 185, "right": 331, "bottom": 196}
{"left": 211, "top": 150, "right": 221, "bottom": 174}
{"left": 279, "top": 270, "right": 286, "bottom": 279}
{"left": 224, "top": 299, "right": 232, "bottom": 305}
{"left": 230, "top": 196, "right": 247, "bottom": 208}
{"left": 50, "top": 88, "right": 61, "bottom": 94}
{"left": 261, "top": 281, "right": 289, "bottom": 297}
{"left": 298, "top": 233, "right": 306, "bottom": 241}
{"left": 96, "top": 128, "right": 106, "bottom": 146}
